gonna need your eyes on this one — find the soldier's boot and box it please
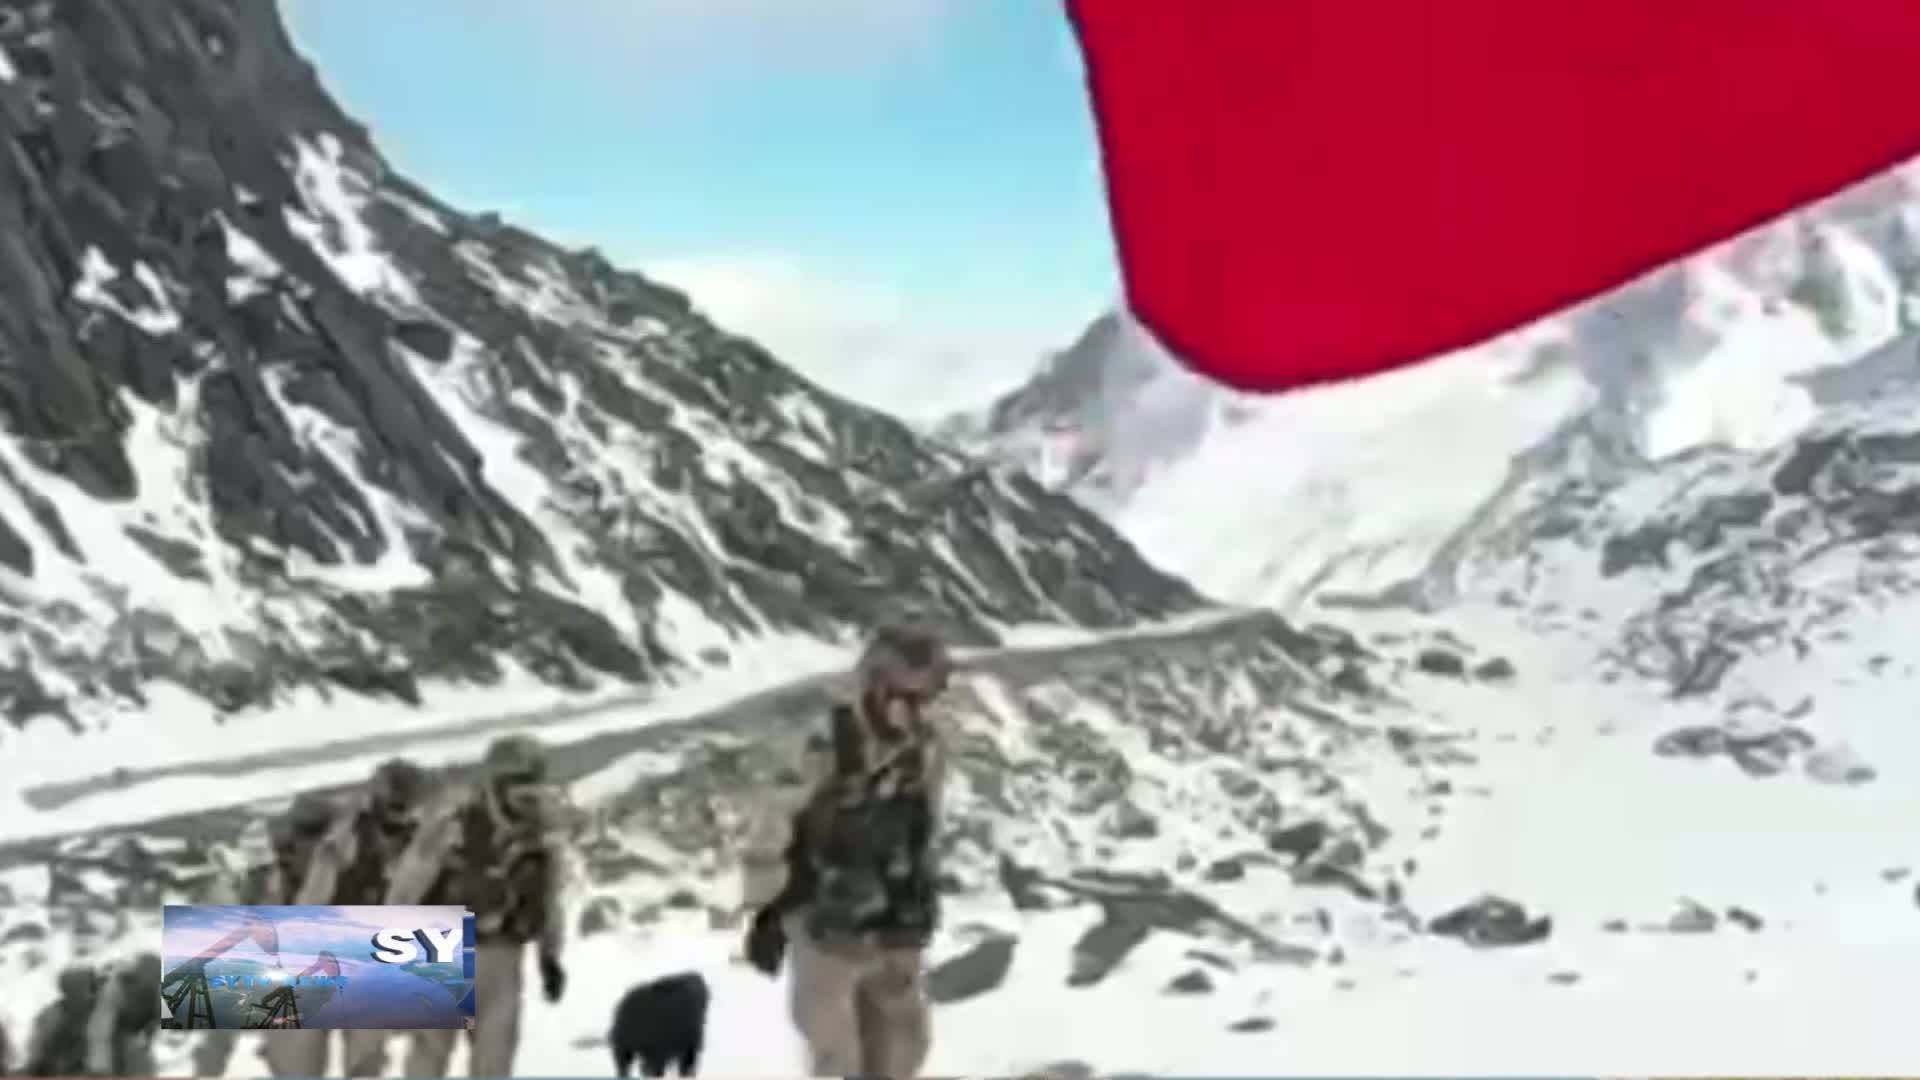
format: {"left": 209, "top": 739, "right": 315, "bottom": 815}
{"left": 467, "top": 942, "right": 526, "bottom": 1076}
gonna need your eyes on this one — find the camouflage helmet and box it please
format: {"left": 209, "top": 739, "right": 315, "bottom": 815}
{"left": 56, "top": 964, "right": 97, "bottom": 998}
{"left": 855, "top": 622, "right": 952, "bottom": 699}
{"left": 367, "top": 758, "right": 431, "bottom": 811}
{"left": 122, "top": 951, "right": 162, "bottom": 983}
{"left": 268, "top": 793, "right": 336, "bottom": 849}
{"left": 481, "top": 734, "right": 547, "bottom": 783}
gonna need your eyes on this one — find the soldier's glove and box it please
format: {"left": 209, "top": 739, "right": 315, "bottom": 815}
{"left": 744, "top": 906, "right": 788, "bottom": 976}
{"left": 538, "top": 952, "right": 566, "bottom": 1004}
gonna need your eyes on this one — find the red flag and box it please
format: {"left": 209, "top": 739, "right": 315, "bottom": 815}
{"left": 1069, "top": 2, "right": 1920, "bottom": 393}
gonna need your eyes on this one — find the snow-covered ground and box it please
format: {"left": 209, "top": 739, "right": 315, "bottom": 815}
{"left": 521, "top": 909, "right": 1918, "bottom": 1078}
{"left": 561, "top": 624, "right": 1916, "bottom": 1078}
{"left": 11, "top": 599, "right": 1916, "bottom": 1077}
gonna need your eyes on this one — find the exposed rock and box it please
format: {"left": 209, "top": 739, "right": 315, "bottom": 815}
{"left": 1184, "top": 948, "right": 1235, "bottom": 972}
{"left": 1265, "top": 820, "right": 1330, "bottom": 862}
{"left": 1728, "top": 738, "right": 1794, "bottom": 777}
{"left": 1725, "top": 906, "right": 1764, "bottom": 932}
{"left": 1655, "top": 722, "right": 1824, "bottom": 782}
{"left": 1164, "top": 968, "right": 1214, "bottom": 995}
{"left": 1471, "top": 656, "right": 1516, "bottom": 682}
{"left": 1107, "top": 800, "right": 1160, "bottom": 840}
{"left": 1652, "top": 724, "right": 1727, "bottom": 759}
{"left": 1026, "top": 1060, "right": 1097, "bottom": 1080}
{"left": 1803, "top": 744, "right": 1877, "bottom": 786}
{"left": 1227, "top": 1016, "right": 1276, "bottom": 1033}
{"left": 1067, "top": 912, "right": 1152, "bottom": 988}
{"left": 1668, "top": 899, "right": 1718, "bottom": 934}
{"left": 1414, "top": 648, "right": 1467, "bottom": 678}
{"left": 0, "top": 920, "right": 49, "bottom": 945}
{"left": 1202, "top": 856, "right": 1247, "bottom": 883}
{"left": 1427, "top": 895, "right": 1552, "bottom": 948}
{"left": 927, "top": 933, "right": 1018, "bottom": 1005}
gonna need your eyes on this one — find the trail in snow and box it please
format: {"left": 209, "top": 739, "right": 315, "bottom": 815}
{"left": 0, "top": 610, "right": 1262, "bottom": 852}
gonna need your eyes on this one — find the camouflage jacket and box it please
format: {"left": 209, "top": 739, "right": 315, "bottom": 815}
{"left": 743, "top": 694, "right": 948, "bottom": 948}
{"left": 26, "top": 994, "right": 92, "bottom": 1077}
{"left": 83, "top": 958, "right": 159, "bottom": 1077}
{"left": 385, "top": 784, "right": 567, "bottom": 957}
{"left": 296, "top": 800, "right": 421, "bottom": 907}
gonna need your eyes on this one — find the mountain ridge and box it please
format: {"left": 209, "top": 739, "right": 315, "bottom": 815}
{"left": 0, "top": 0, "right": 1204, "bottom": 746}
{"left": 963, "top": 174, "right": 1920, "bottom": 616}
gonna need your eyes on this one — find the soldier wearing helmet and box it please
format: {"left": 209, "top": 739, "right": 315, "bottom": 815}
{"left": 740, "top": 621, "right": 955, "bottom": 1078}
{"left": 295, "top": 760, "right": 434, "bottom": 909}
{"left": 386, "top": 734, "right": 569, "bottom": 1078}
{"left": 81, "top": 952, "right": 162, "bottom": 1076}
{"left": 22, "top": 964, "right": 102, "bottom": 1076}
{"left": 282, "top": 759, "right": 436, "bottom": 1078}
{"left": 187, "top": 794, "right": 336, "bottom": 1077}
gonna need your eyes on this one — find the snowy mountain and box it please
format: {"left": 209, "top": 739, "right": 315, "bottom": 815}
{"left": 0, "top": 0, "right": 1204, "bottom": 776}
{"left": 967, "top": 167, "right": 1920, "bottom": 614}
{"left": 6, "top": 0, "right": 1920, "bottom": 1075}
{"left": 1405, "top": 323, "right": 1920, "bottom": 712}
{"left": 937, "top": 310, "right": 1220, "bottom": 513}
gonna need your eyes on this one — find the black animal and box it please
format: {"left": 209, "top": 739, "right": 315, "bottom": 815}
{"left": 609, "top": 971, "right": 709, "bottom": 1077}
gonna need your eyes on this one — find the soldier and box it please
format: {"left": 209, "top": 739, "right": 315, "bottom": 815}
{"left": 739, "top": 623, "right": 955, "bottom": 1078}
{"left": 285, "top": 759, "right": 436, "bottom": 1078}
{"left": 386, "top": 734, "right": 569, "bottom": 1078}
{"left": 23, "top": 965, "right": 102, "bottom": 1076}
{"left": 84, "top": 952, "right": 162, "bottom": 1076}
{"left": 190, "top": 793, "right": 337, "bottom": 1077}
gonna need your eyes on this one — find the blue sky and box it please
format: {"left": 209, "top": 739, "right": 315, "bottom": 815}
{"left": 281, "top": 0, "right": 1118, "bottom": 417}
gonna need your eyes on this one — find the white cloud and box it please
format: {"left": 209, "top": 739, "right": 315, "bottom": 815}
{"left": 644, "top": 253, "right": 1075, "bottom": 422}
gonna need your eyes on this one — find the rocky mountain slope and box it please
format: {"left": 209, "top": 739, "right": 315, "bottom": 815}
{"left": 963, "top": 168, "right": 1920, "bottom": 613}
{"left": 0, "top": 0, "right": 1203, "bottom": 747}
{"left": 1393, "top": 324, "right": 1920, "bottom": 724}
